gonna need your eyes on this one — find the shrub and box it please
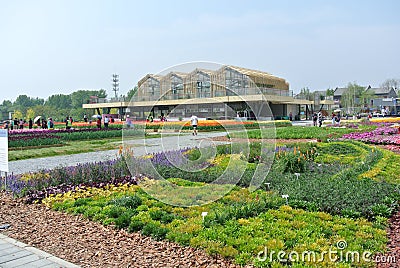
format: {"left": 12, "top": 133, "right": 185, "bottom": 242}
{"left": 276, "top": 152, "right": 306, "bottom": 173}
{"left": 106, "top": 206, "right": 126, "bottom": 218}
{"left": 141, "top": 222, "right": 169, "bottom": 240}
{"left": 108, "top": 195, "right": 142, "bottom": 209}
{"left": 115, "top": 209, "right": 137, "bottom": 229}
{"left": 128, "top": 218, "right": 145, "bottom": 233}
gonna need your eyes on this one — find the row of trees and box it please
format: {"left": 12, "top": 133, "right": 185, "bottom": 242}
{"left": 0, "top": 89, "right": 108, "bottom": 122}
{"left": 0, "top": 86, "right": 141, "bottom": 122}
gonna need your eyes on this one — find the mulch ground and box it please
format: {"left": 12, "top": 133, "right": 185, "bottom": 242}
{"left": 376, "top": 210, "right": 400, "bottom": 268}
{"left": 0, "top": 192, "right": 247, "bottom": 268}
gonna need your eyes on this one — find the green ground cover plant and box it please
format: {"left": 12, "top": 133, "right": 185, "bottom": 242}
{"left": 6, "top": 128, "right": 399, "bottom": 267}
{"left": 43, "top": 180, "right": 390, "bottom": 267}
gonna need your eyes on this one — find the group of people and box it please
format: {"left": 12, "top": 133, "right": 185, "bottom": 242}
{"left": 3, "top": 118, "right": 26, "bottom": 130}
{"left": 36, "top": 118, "right": 54, "bottom": 129}
{"left": 65, "top": 116, "right": 74, "bottom": 129}
{"left": 312, "top": 112, "right": 323, "bottom": 127}
{"left": 2, "top": 114, "right": 118, "bottom": 130}
{"left": 94, "top": 115, "right": 112, "bottom": 129}
{"left": 312, "top": 111, "right": 341, "bottom": 127}
{"left": 143, "top": 113, "right": 199, "bottom": 136}
{"left": 3, "top": 117, "right": 56, "bottom": 130}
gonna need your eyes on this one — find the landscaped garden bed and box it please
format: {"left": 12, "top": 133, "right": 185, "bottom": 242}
{"left": 2, "top": 127, "right": 399, "bottom": 267}
{"left": 7, "top": 127, "right": 146, "bottom": 149}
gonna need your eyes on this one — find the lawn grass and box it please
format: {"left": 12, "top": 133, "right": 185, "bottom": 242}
{"left": 228, "top": 125, "right": 377, "bottom": 141}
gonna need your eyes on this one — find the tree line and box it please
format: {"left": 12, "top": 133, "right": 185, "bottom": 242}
{"left": 1, "top": 87, "right": 138, "bottom": 122}
{"left": 0, "top": 89, "right": 109, "bottom": 122}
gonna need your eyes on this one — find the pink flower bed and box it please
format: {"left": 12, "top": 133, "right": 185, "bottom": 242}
{"left": 342, "top": 127, "right": 400, "bottom": 145}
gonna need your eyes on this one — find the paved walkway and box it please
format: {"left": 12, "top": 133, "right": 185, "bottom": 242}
{"left": 9, "top": 131, "right": 229, "bottom": 175}
{"left": 8, "top": 123, "right": 314, "bottom": 175}
{"left": 0, "top": 233, "right": 79, "bottom": 268}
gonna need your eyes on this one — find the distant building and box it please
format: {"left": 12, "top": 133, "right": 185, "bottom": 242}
{"left": 333, "top": 85, "right": 398, "bottom": 113}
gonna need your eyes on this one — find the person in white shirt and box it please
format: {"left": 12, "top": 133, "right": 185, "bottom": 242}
{"left": 104, "top": 116, "right": 109, "bottom": 129}
{"left": 190, "top": 115, "right": 198, "bottom": 135}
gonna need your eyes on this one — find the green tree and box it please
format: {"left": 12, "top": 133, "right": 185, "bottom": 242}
{"left": 0, "top": 100, "right": 13, "bottom": 119}
{"left": 126, "top": 86, "right": 138, "bottom": 101}
{"left": 97, "top": 89, "right": 107, "bottom": 98}
{"left": 46, "top": 94, "right": 72, "bottom": 109}
{"left": 326, "top": 88, "right": 334, "bottom": 97}
{"left": 69, "top": 108, "right": 86, "bottom": 121}
{"left": 14, "top": 95, "right": 44, "bottom": 113}
{"left": 110, "top": 108, "right": 119, "bottom": 114}
{"left": 26, "top": 108, "right": 35, "bottom": 120}
{"left": 359, "top": 88, "right": 374, "bottom": 109}
{"left": 341, "top": 83, "right": 365, "bottom": 113}
{"left": 71, "top": 90, "right": 107, "bottom": 109}
{"left": 13, "top": 110, "right": 23, "bottom": 120}
{"left": 32, "top": 105, "right": 54, "bottom": 120}
{"left": 299, "top": 87, "right": 315, "bottom": 100}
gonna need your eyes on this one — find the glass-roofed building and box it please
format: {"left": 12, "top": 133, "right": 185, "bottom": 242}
{"left": 83, "top": 65, "right": 314, "bottom": 120}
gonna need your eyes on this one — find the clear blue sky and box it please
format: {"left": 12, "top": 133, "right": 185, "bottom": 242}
{"left": 1, "top": 0, "right": 399, "bottom": 101}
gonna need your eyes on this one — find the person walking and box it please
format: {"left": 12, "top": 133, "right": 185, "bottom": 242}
{"left": 47, "top": 118, "right": 54, "bottom": 129}
{"left": 96, "top": 117, "right": 102, "bottom": 129}
{"left": 190, "top": 114, "right": 198, "bottom": 136}
{"left": 125, "top": 115, "right": 133, "bottom": 128}
{"left": 65, "top": 116, "right": 69, "bottom": 129}
{"left": 83, "top": 114, "right": 88, "bottom": 123}
{"left": 104, "top": 116, "right": 109, "bottom": 129}
{"left": 14, "top": 118, "right": 19, "bottom": 129}
{"left": 312, "top": 113, "right": 317, "bottom": 127}
{"left": 28, "top": 118, "right": 33, "bottom": 129}
{"left": 66, "top": 116, "right": 73, "bottom": 130}
{"left": 42, "top": 118, "right": 47, "bottom": 129}
{"left": 318, "top": 112, "right": 323, "bottom": 127}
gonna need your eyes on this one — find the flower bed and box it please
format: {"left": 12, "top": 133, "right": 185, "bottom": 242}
{"left": 140, "top": 120, "right": 291, "bottom": 131}
{"left": 370, "top": 117, "right": 400, "bottom": 123}
{"left": 4, "top": 141, "right": 398, "bottom": 219}
{"left": 7, "top": 127, "right": 145, "bottom": 148}
{"left": 3, "top": 140, "right": 399, "bottom": 267}
{"left": 40, "top": 182, "right": 388, "bottom": 267}
{"left": 342, "top": 127, "right": 400, "bottom": 145}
